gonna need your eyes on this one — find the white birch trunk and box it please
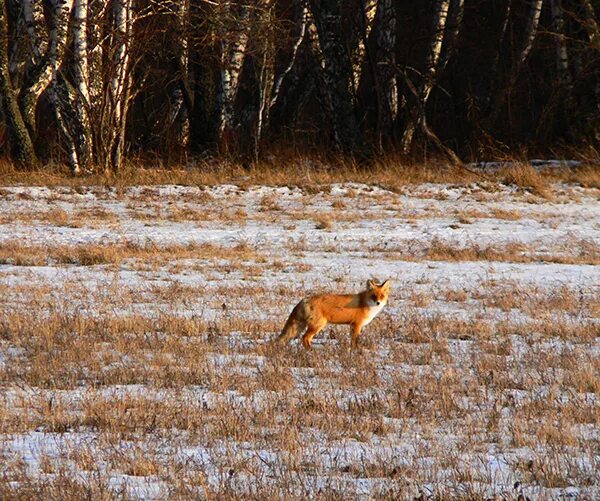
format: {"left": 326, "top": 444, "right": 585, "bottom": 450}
{"left": 68, "top": 0, "right": 93, "bottom": 172}
{"left": 73, "top": 0, "right": 90, "bottom": 104}
{"left": 551, "top": 0, "right": 572, "bottom": 94}
{"left": 87, "top": 0, "right": 107, "bottom": 109}
{"left": 215, "top": 1, "right": 251, "bottom": 150}
{"left": 167, "top": 0, "right": 191, "bottom": 151}
{"left": 438, "top": 0, "right": 464, "bottom": 75}
{"left": 517, "top": 0, "right": 544, "bottom": 70}
{"left": 269, "top": 1, "right": 309, "bottom": 112}
{"left": 0, "top": 0, "right": 37, "bottom": 165}
{"left": 18, "top": 0, "right": 72, "bottom": 136}
{"left": 487, "top": 0, "right": 544, "bottom": 126}
{"left": 107, "top": 0, "right": 133, "bottom": 172}
{"left": 352, "top": 0, "right": 377, "bottom": 94}
{"left": 111, "top": 0, "right": 131, "bottom": 130}
{"left": 46, "top": 0, "right": 79, "bottom": 173}
{"left": 308, "top": 0, "right": 366, "bottom": 155}
{"left": 307, "top": 9, "right": 324, "bottom": 69}
{"left": 254, "top": 0, "right": 276, "bottom": 160}
{"left": 9, "top": 0, "right": 48, "bottom": 96}
{"left": 373, "top": 0, "right": 397, "bottom": 147}
{"left": 401, "top": 0, "right": 450, "bottom": 153}
{"left": 22, "top": 0, "right": 48, "bottom": 65}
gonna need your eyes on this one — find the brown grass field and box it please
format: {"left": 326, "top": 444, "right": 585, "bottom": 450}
{"left": 0, "top": 163, "right": 598, "bottom": 499}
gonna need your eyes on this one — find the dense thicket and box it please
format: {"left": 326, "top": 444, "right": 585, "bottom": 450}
{"left": 0, "top": 0, "right": 598, "bottom": 174}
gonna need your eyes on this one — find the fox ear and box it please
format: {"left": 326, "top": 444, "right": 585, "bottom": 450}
{"left": 381, "top": 280, "right": 391, "bottom": 291}
{"left": 366, "top": 279, "right": 377, "bottom": 290}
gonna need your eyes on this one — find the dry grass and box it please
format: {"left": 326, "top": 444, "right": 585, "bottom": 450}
{"left": 0, "top": 240, "right": 257, "bottom": 267}
{"left": 0, "top": 179, "right": 598, "bottom": 499}
{"left": 0, "top": 272, "right": 598, "bottom": 498}
{"left": 1, "top": 155, "right": 598, "bottom": 192}
{"left": 367, "top": 238, "right": 600, "bottom": 265}
{"left": 498, "top": 162, "right": 552, "bottom": 198}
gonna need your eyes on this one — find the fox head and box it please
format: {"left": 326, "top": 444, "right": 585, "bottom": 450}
{"left": 366, "top": 279, "right": 391, "bottom": 306}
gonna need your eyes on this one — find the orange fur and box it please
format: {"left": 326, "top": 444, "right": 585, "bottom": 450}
{"left": 276, "top": 280, "right": 391, "bottom": 349}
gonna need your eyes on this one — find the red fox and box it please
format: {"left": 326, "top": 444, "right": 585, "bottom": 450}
{"left": 276, "top": 279, "right": 391, "bottom": 349}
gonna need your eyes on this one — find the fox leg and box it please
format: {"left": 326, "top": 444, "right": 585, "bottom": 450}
{"left": 301, "top": 319, "right": 327, "bottom": 349}
{"left": 350, "top": 323, "right": 363, "bottom": 349}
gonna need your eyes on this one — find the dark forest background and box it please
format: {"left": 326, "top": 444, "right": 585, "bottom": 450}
{"left": 0, "top": 0, "right": 598, "bottom": 175}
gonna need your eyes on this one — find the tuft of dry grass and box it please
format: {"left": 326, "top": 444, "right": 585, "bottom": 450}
{"left": 314, "top": 214, "right": 333, "bottom": 229}
{"left": 498, "top": 162, "right": 551, "bottom": 198}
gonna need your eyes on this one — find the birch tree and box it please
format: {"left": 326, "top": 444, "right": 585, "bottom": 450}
{"left": 166, "top": 0, "right": 191, "bottom": 153}
{"left": 268, "top": 0, "right": 309, "bottom": 114}
{"left": 50, "top": 0, "right": 94, "bottom": 175}
{"left": 351, "top": 0, "right": 377, "bottom": 97}
{"left": 102, "top": 0, "right": 134, "bottom": 172}
{"left": 19, "top": 0, "right": 72, "bottom": 141}
{"left": 253, "top": 0, "right": 277, "bottom": 159}
{"left": 400, "top": 0, "right": 451, "bottom": 153}
{"left": 0, "top": 0, "right": 37, "bottom": 165}
{"left": 371, "top": 0, "right": 397, "bottom": 148}
{"left": 214, "top": 0, "right": 251, "bottom": 152}
{"left": 551, "top": 0, "right": 572, "bottom": 93}
{"left": 308, "top": 0, "right": 366, "bottom": 155}
{"left": 485, "top": 0, "right": 544, "bottom": 127}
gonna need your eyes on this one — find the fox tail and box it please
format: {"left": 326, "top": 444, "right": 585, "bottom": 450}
{"left": 275, "top": 300, "right": 307, "bottom": 344}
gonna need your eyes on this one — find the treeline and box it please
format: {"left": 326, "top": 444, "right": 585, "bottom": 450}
{"left": 0, "top": 0, "right": 598, "bottom": 175}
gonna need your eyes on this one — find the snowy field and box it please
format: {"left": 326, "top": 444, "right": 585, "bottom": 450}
{"left": 0, "top": 180, "right": 598, "bottom": 499}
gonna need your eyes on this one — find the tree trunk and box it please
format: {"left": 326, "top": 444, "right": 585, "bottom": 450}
{"left": 66, "top": 0, "right": 93, "bottom": 173}
{"left": 485, "top": 0, "right": 512, "bottom": 113}
{"left": 22, "top": 0, "right": 48, "bottom": 65}
{"left": 400, "top": 0, "right": 450, "bottom": 153}
{"left": 105, "top": 0, "right": 133, "bottom": 173}
{"left": 551, "top": 0, "right": 573, "bottom": 105}
{"left": 308, "top": 0, "right": 367, "bottom": 156}
{"left": 269, "top": 1, "right": 309, "bottom": 113}
{"left": 0, "top": 0, "right": 37, "bottom": 166}
{"left": 351, "top": 0, "right": 377, "bottom": 97}
{"left": 486, "top": 0, "right": 544, "bottom": 127}
{"left": 371, "top": 0, "right": 397, "bottom": 148}
{"left": 167, "top": 0, "right": 191, "bottom": 154}
{"left": 215, "top": 1, "right": 251, "bottom": 153}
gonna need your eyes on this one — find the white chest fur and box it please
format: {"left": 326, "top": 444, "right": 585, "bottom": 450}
{"left": 362, "top": 302, "right": 385, "bottom": 326}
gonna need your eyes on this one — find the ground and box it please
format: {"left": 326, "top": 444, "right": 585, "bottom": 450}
{"left": 0, "top": 178, "right": 598, "bottom": 499}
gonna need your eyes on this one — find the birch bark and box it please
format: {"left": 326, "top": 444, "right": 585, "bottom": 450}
{"left": 269, "top": 1, "right": 309, "bottom": 112}
{"left": 551, "top": 0, "right": 572, "bottom": 94}
{"left": 106, "top": 0, "right": 133, "bottom": 172}
{"left": 400, "top": 0, "right": 450, "bottom": 153}
{"left": 46, "top": 0, "right": 79, "bottom": 173}
{"left": 67, "top": 0, "right": 93, "bottom": 172}
{"left": 486, "top": 0, "right": 544, "bottom": 126}
{"left": 254, "top": 0, "right": 276, "bottom": 159}
{"left": 215, "top": 1, "right": 251, "bottom": 152}
{"left": 0, "top": 0, "right": 37, "bottom": 165}
{"left": 19, "top": 0, "right": 73, "bottom": 138}
{"left": 372, "top": 0, "right": 397, "bottom": 147}
{"left": 308, "top": 0, "right": 366, "bottom": 155}
{"left": 167, "top": 0, "right": 191, "bottom": 151}
{"left": 352, "top": 0, "right": 377, "bottom": 96}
